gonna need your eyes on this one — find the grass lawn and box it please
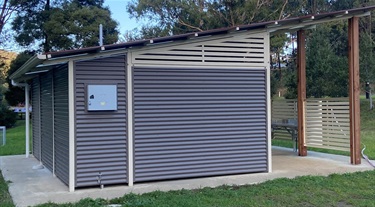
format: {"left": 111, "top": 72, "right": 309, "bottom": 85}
{"left": 360, "top": 99, "right": 375, "bottom": 159}
{"left": 34, "top": 170, "right": 375, "bottom": 207}
{"left": 0, "top": 120, "right": 28, "bottom": 156}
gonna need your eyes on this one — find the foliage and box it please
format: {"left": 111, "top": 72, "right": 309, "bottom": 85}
{"left": 0, "top": 170, "right": 14, "bottom": 207}
{"left": 0, "top": 50, "right": 16, "bottom": 103}
{"left": 306, "top": 23, "right": 348, "bottom": 98}
{"left": 359, "top": 17, "right": 375, "bottom": 85}
{"left": 125, "top": 0, "right": 358, "bottom": 40}
{"left": 0, "top": 50, "right": 16, "bottom": 83}
{"left": 126, "top": 0, "right": 295, "bottom": 39}
{"left": 4, "top": 51, "right": 33, "bottom": 106}
{"left": 283, "top": 52, "right": 298, "bottom": 99}
{"left": 0, "top": 103, "right": 17, "bottom": 128}
{"left": 11, "top": 0, "right": 119, "bottom": 52}
{"left": 33, "top": 171, "right": 375, "bottom": 207}
{"left": 0, "top": 0, "right": 21, "bottom": 46}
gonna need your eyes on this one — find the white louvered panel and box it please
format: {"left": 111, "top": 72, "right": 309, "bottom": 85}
{"left": 170, "top": 47, "right": 264, "bottom": 53}
{"left": 305, "top": 98, "right": 350, "bottom": 152}
{"left": 132, "top": 32, "right": 267, "bottom": 68}
{"left": 135, "top": 56, "right": 264, "bottom": 63}
{"left": 142, "top": 51, "right": 265, "bottom": 58}
{"left": 132, "top": 61, "right": 267, "bottom": 68}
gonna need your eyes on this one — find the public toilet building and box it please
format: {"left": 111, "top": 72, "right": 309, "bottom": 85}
{"left": 9, "top": 6, "right": 374, "bottom": 191}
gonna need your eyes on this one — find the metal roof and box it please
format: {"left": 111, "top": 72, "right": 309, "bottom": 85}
{"left": 10, "top": 5, "right": 375, "bottom": 82}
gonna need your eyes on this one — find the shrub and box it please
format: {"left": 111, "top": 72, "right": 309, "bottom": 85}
{"left": 0, "top": 104, "right": 17, "bottom": 128}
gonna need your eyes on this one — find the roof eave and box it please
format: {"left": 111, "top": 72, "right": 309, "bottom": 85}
{"left": 9, "top": 54, "right": 48, "bottom": 82}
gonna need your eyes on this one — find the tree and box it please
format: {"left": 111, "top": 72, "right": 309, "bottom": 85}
{"left": 284, "top": 22, "right": 349, "bottom": 99}
{"left": 4, "top": 51, "right": 33, "bottom": 106}
{"left": 0, "top": 103, "right": 17, "bottom": 128}
{"left": 306, "top": 24, "right": 349, "bottom": 98}
{"left": 11, "top": 0, "right": 119, "bottom": 52}
{"left": 0, "top": 0, "right": 21, "bottom": 45}
{"left": 0, "top": 50, "right": 16, "bottom": 103}
{"left": 126, "top": 0, "right": 292, "bottom": 39}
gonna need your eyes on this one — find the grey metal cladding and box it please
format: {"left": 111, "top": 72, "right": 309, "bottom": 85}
{"left": 31, "top": 77, "right": 41, "bottom": 160}
{"left": 74, "top": 55, "right": 127, "bottom": 187}
{"left": 40, "top": 71, "right": 54, "bottom": 171}
{"left": 53, "top": 66, "right": 69, "bottom": 185}
{"left": 133, "top": 67, "right": 268, "bottom": 182}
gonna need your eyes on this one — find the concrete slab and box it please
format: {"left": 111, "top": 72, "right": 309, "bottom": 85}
{"left": 1, "top": 146, "right": 373, "bottom": 207}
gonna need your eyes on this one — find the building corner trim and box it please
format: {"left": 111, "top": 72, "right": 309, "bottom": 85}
{"left": 127, "top": 53, "right": 134, "bottom": 186}
{"left": 264, "top": 32, "right": 272, "bottom": 173}
{"left": 68, "top": 60, "right": 76, "bottom": 192}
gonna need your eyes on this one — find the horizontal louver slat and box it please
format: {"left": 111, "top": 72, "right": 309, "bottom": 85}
{"left": 75, "top": 55, "right": 127, "bottom": 187}
{"left": 40, "top": 72, "right": 53, "bottom": 172}
{"left": 134, "top": 67, "right": 267, "bottom": 182}
{"left": 32, "top": 78, "right": 41, "bottom": 160}
{"left": 53, "top": 66, "right": 69, "bottom": 185}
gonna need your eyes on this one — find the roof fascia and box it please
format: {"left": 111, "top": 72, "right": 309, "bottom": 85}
{"left": 13, "top": 50, "right": 129, "bottom": 83}
{"left": 129, "top": 28, "right": 268, "bottom": 54}
{"left": 267, "top": 12, "right": 370, "bottom": 34}
{"left": 42, "top": 50, "right": 128, "bottom": 66}
{"left": 9, "top": 54, "right": 47, "bottom": 81}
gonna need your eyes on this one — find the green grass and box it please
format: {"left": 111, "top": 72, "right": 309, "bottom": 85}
{"left": 0, "top": 120, "right": 28, "bottom": 156}
{"left": 360, "top": 99, "right": 375, "bottom": 159}
{"left": 0, "top": 171, "right": 14, "bottom": 207}
{"left": 34, "top": 170, "right": 375, "bottom": 207}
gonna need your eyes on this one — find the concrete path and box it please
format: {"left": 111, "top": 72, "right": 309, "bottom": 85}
{"left": 1, "top": 147, "right": 373, "bottom": 207}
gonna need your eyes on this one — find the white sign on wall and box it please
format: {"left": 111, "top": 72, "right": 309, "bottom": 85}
{"left": 87, "top": 85, "right": 117, "bottom": 111}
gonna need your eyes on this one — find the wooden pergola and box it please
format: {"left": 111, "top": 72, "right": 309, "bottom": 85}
{"left": 297, "top": 17, "right": 361, "bottom": 164}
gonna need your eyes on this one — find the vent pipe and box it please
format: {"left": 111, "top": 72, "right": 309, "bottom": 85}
{"left": 99, "top": 24, "right": 103, "bottom": 46}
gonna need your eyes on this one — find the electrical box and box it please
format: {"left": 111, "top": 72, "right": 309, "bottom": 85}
{"left": 87, "top": 85, "right": 117, "bottom": 111}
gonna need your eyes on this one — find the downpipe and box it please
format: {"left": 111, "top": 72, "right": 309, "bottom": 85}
{"left": 11, "top": 80, "right": 30, "bottom": 158}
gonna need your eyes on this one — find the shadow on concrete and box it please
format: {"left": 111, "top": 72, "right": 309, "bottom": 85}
{"left": 1, "top": 146, "right": 373, "bottom": 207}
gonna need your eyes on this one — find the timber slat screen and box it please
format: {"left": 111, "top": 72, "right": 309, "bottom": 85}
{"left": 271, "top": 98, "right": 350, "bottom": 152}
{"left": 305, "top": 98, "right": 350, "bottom": 151}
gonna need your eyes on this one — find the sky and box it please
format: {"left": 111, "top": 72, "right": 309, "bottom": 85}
{"left": 104, "top": 0, "right": 140, "bottom": 35}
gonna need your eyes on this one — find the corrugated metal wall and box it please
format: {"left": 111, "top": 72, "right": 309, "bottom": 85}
{"left": 53, "top": 66, "right": 69, "bottom": 185}
{"left": 74, "top": 55, "right": 127, "bottom": 187}
{"left": 31, "top": 77, "right": 41, "bottom": 160}
{"left": 40, "top": 71, "right": 54, "bottom": 172}
{"left": 133, "top": 67, "right": 268, "bottom": 182}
